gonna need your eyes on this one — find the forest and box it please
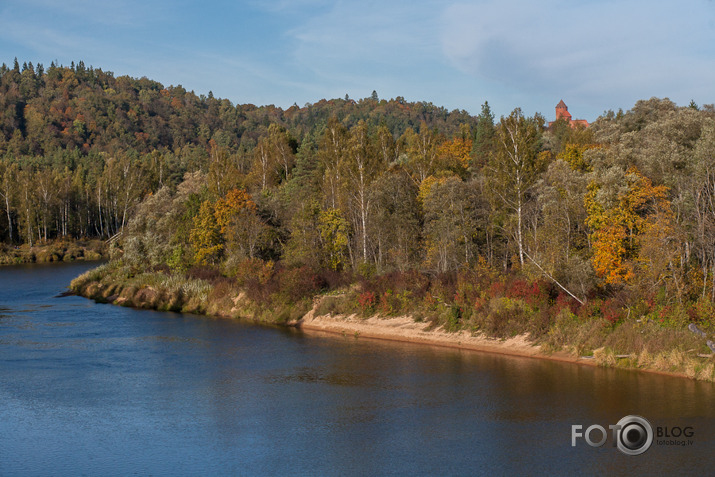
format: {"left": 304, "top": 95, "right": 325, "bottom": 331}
{"left": 5, "top": 59, "right": 715, "bottom": 373}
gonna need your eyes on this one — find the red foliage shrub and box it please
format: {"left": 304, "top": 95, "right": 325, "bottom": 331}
{"left": 473, "top": 296, "right": 487, "bottom": 312}
{"left": 555, "top": 292, "right": 579, "bottom": 315}
{"left": 488, "top": 281, "right": 506, "bottom": 298}
{"left": 506, "top": 279, "right": 530, "bottom": 298}
{"left": 658, "top": 305, "right": 672, "bottom": 321}
{"left": 686, "top": 299, "right": 715, "bottom": 325}
{"left": 504, "top": 278, "right": 551, "bottom": 307}
{"left": 432, "top": 272, "right": 458, "bottom": 301}
{"left": 600, "top": 298, "right": 623, "bottom": 324}
{"left": 577, "top": 300, "right": 601, "bottom": 321}
{"left": 358, "top": 291, "right": 376, "bottom": 314}
{"left": 317, "top": 269, "right": 351, "bottom": 290}
{"left": 276, "top": 266, "right": 324, "bottom": 301}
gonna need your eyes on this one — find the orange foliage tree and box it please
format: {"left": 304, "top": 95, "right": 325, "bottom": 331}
{"left": 213, "top": 189, "right": 256, "bottom": 235}
{"left": 436, "top": 135, "right": 472, "bottom": 176}
{"left": 585, "top": 167, "right": 676, "bottom": 286}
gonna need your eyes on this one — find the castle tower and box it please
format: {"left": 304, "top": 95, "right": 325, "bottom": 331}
{"left": 550, "top": 100, "right": 589, "bottom": 128}
{"left": 555, "top": 100, "right": 572, "bottom": 121}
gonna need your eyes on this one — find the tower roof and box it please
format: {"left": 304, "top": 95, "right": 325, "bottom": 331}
{"left": 556, "top": 99, "right": 568, "bottom": 110}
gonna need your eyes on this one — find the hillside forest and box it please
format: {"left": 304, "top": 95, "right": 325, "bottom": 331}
{"left": 4, "top": 59, "right": 715, "bottom": 345}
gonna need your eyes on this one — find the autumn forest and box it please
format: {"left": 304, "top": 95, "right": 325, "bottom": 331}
{"left": 4, "top": 59, "right": 715, "bottom": 372}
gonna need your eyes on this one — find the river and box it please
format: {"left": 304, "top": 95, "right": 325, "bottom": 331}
{"left": 1, "top": 262, "right": 714, "bottom": 475}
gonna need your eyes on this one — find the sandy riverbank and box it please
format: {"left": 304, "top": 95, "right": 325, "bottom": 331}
{"left": 70, "top": 262, "right": 712, "bottom": 381}
{"left": 289, "top": 309, "right": 700, "bottom": 380}
{"left": 289, "top": 308, "right": 593, "bottom": 366}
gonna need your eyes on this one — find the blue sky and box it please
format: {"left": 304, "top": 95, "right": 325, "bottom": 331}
{"left": 2, "top": 0, "right": 715, "bottom": 122}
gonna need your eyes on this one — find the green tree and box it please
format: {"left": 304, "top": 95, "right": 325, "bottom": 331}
{"left": 402, "top": 122, "right": 441, "bottom": 184}
{"left": 340, "top": 120, "right": 381, "bottom": 263}
{"left": 0, "top": 161, "right": 17, "bottom": 242}
{"left": 422, "top": 176, "right": 482, "bottom": 272}
{"left": 490, "top": 108, "right": 545, "bottom": 266}
{"left": 472, "top": 101, "right": 495, "bottom": 167}
{"left": 318, "top": 116, "right": 349, "bottom": 209}
{"left": 283, "top": 199, "right": 323, "bottom": 268}
{"left": 534, "top": 160, "right": 592, "bottom": 294}
{"left": 368, "top": 170, "right": 421, "bottom": 272}
{"left": 268, "top": 123, "right": 296, "bottom": 182}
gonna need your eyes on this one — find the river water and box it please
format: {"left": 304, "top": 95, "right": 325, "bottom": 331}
{"left": 1, "top": 262, "right": 714, "bottom": 476}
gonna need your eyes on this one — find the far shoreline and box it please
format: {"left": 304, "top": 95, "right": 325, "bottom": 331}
{"left": 0, "top": 239, "right": 107, "bottom": 266}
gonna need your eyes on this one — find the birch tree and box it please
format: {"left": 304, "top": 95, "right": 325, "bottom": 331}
{"left": 490, "top": 108, "right": 544, "bottom": 266}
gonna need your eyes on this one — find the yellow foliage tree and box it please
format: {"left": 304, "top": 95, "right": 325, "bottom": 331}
{"left": 190, "top": 200, "right": 223, "bottom": 265}
{"left": 557, "top": 143, "right": 599, "bottom": 172}
{"left": 318, "top": 208, "right": 350, "bottom": 271}
{"left": 213, "top": 188, "right": 257, "bottom": 235}
{"left": 436, "top": 136, "right": 472, "bottom": 175}
{"left": 585, "top": 167, "right": 675, "bottom": 285}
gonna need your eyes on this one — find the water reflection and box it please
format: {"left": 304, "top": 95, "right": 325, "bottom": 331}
{"left": 1, "top": 262, "right": 714, "bottom": 476}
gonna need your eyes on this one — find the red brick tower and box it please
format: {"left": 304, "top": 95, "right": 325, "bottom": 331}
{"left": 555, "top": 100, "right": 572, "bottom": 121}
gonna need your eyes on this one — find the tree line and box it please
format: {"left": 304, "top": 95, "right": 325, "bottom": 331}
{"left": 4, "top": 59, "right": 715, "bottom": 311}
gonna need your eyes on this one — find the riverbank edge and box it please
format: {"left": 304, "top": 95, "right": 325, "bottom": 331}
{"left": 70, "top": 268, "right": 714, "bottom": 382}
{"left": 288, "top": 312, "right": 702, "bottom": 381}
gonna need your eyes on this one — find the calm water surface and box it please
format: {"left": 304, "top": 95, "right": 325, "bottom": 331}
{"left": 1, "top": 262, "right": 714, "bottom": 476}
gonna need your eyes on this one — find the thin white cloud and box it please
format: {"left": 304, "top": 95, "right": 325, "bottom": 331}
{"left": 4, "top": 0, "right": 715, "bottom": 120}
{"left": 288, "top": 1, "right": 442, "bottom": 76}
{"left": 441, "top": 0, "right": 715, "bottom": 114}
{"left": 0, "top": 19, "right": 99, "bottom": 59}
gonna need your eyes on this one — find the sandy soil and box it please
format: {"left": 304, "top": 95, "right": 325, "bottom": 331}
{"left": 289, "top": 305, "right": 703, "bottom": 380}
{"left": 288, "top": 306, "right": 592, "bottom": 366}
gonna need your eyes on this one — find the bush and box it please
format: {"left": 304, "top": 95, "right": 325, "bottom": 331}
{"left": 444, "top": 304, "right": 462, "bottom": 332}
{"left": 228, "top": 258, "right": 274, "bottom": 286}
{"left": 187, "top": 265, "right": 224, "bottom": 282}
{"left": 315, "top": 295, "right": 346, "bottom": 316}
{"left": 600, "top": 298, "right": 624, "bottom": 324}
{"left": 478, "top": 297, "right": 531, "bottom": 338}
{"left": 276, "top": 266, "right": 323, "bottom": 302}
{"left": 358, "top": 291, "right": 376, "bottom": 314}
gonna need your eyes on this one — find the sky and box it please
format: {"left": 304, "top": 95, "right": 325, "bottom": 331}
{"left": 1, "top": 0, "right": 715, "bottom": 122}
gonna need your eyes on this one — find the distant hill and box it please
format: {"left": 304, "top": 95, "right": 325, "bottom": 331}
{"left": 0, "top": 59, "right": 478, "bottom": 157}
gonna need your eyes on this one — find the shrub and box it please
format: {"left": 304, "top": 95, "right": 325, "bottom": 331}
{"left": 505, "top": 278, "right": 552, "bottom": 308}
{"left": 554, "top": 292, "right": 580, "bottom": 315}
{"left": 488, "top": 281, "right": 506, "bottom": 298}
{"left": 315, "top": 295, "right": 346, "bottom": 316}
{"left": 600, "top": 298, "right": 624, "bottom": 324}
{"left": 480, "top": 297, "right": 531, "bottom": 338}
{"left": 317, "top": 268, "right": 351, "bottom": 290}
{"left": 358, "top": 291, "right": 376, "bottom": 314}
{"left": 687, "top": 299, "right": 715, "bottom": 330}
{"left": 229, "top": 258, "right": 274, "bottom": 286}
{"left": 276, "top": 266, "right": 323, "bottom": 302}
{"left": 187, "top": 265, "right": 224, "bottom": 282}
{"left": 444, "top": 304, "right": 462, "bottom": 332}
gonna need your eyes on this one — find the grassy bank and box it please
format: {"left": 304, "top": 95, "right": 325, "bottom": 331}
{"left": 70, "top": 261, "right": 715, "bottom": 382}
{"left": 0, "top": 239, "right": 106, "bottom": 265}
{"left": 70, "top": 260, "right": 318, "bottom": 323}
